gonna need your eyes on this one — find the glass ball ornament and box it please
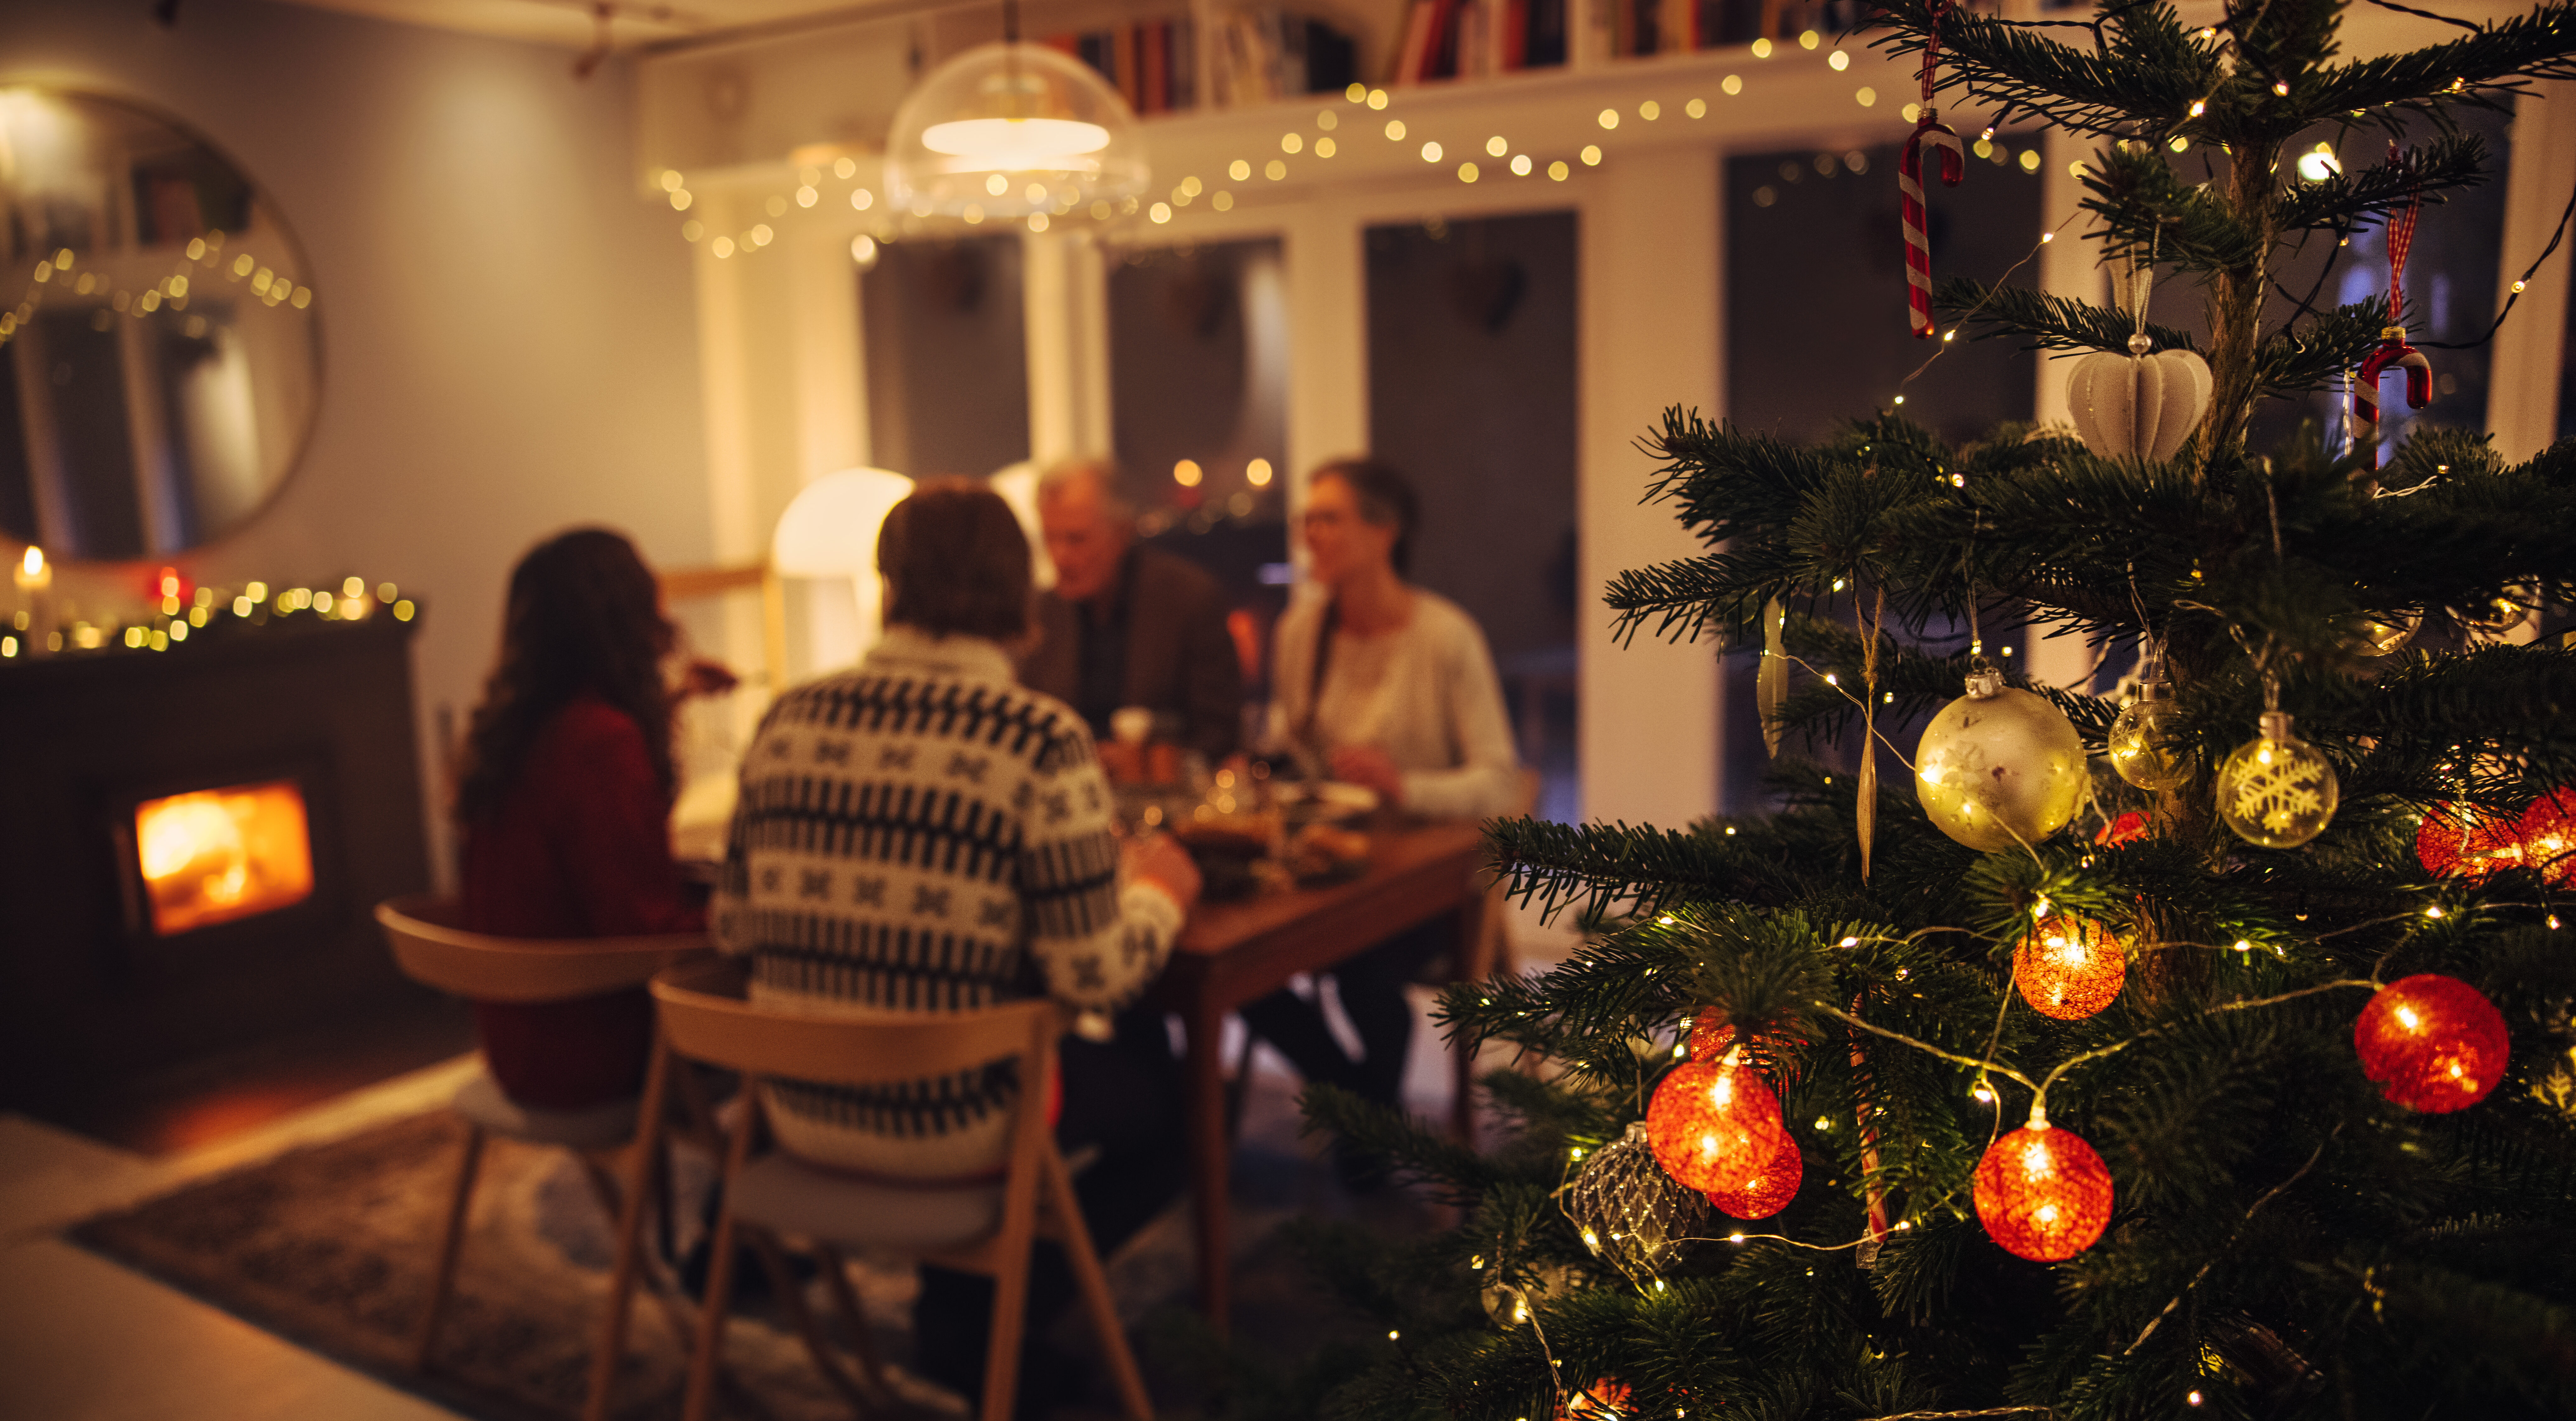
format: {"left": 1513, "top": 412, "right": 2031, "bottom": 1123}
{"left": 2217, "top": 711, "right": 2339, "bottom": 848}
{"left": 2457, "top": 585, "right": 2535, "bottom": 637}
{"left": 1971, "top": 1110, "right": 2115, "bottom": 1262}
{"left": 2515, "top": 788, "right": 2576, "bottom": 886}
{"left": 2353, "top": 608, "right": 2420, "bottom": 658}
{"left": 883, "top": 42, "right": 1150, "bottom": 221}
{"left": 2417, "top": 801, "right": 2519, "bottom": 882}
{"left": 1704, "top": 1134, "right": 1803, "bottom": 1220}
{"left": 2354, "top": 974, "right": 2510, "bottom": 1113}
{"left": 1563, "top": 1121, "right": 1713, "bottom": 1279}
{"left": 1913, "top": 667, "right": 2088, "bottom": 852}
{"left": 2106, "top": 681, "right": 2191, "bottom": 791}
{"left": 2013, "top": 914, "right": 2127, "bottom": 1021}
{"left": 1646, "top": 1059, "right": 1789, "bottom": 1194}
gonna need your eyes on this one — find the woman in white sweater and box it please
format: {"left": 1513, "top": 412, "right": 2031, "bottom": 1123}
{"left": 1251, "top": 459, "right": 1522, "bottom": 1125}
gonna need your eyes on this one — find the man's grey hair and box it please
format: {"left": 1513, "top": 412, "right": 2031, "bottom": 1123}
{"left": 1035, "top": 458, "right": 1137, "bottom": 529}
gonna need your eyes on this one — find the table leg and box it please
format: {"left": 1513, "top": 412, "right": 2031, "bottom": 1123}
{"left": 1185, "top": 994, "right": 1232, "bottom": 1331}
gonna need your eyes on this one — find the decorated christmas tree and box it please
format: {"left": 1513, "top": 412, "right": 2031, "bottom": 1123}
{"left": 1289, "top": 2, "right": 2576, "bottom": 1418}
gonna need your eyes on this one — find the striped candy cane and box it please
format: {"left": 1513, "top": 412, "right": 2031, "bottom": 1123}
{"left": 1901, "top": 114, "right": 1966, "bottom": 339}
{"left": 1899, "top": 1, "right": 1962, "bottom": 340}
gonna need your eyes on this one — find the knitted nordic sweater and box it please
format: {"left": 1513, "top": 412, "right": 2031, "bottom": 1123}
{"left": 712, "top": 629, "right": 1182, "bottom": 1179}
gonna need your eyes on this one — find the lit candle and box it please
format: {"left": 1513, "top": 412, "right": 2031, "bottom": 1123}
{"left": 13, "top": 546, "right": 51, "bottom": 657}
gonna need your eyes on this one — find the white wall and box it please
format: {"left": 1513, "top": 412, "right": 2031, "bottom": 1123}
{"left": 3, "top": 0, "right": 709, "bottom": 883}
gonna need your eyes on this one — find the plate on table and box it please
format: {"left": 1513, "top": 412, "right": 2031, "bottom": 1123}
{"left": 1285, "top": 780, "right": 1380, "bottom": 824}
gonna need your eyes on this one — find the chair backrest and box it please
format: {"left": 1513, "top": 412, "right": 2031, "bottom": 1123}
{"left": 651, "top": 956, "right": 1058, "bottom": 1087}
{"left": 376, "top": 894, "right": 709, "bottom": 1004}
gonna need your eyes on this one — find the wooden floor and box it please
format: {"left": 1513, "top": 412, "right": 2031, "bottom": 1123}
{"left": 2, "top": 901, "right": 1582, "bottom": 1421}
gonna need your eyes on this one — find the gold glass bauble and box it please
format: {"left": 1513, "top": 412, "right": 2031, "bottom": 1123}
{"left": 2106, "top": 683, "right": 2191, "bottom": 791}
{"left": 2354, "top": 609, "right": 2420, "bottom": 658}
{"left": 1913, "top": 669, "right": 2089, "bottom": 852}
{"left": 2217, "top": 711, "right": 2339, "bottom": 848}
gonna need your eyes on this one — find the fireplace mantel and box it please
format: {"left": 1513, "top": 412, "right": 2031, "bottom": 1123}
{"left": 0, "top": 612, "right": 434, "bottom": 1119}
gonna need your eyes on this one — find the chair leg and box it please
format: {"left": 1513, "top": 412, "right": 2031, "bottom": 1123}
{"left": 748, "top": 1228, "right": 878, "bottom": 1414}
{"left": 815, "top": 1245, "right": 890, "bottom": 1394}
{"left": 586, "top": 1037, "right": 678, "bottom": 1421}
{"left": 1045, "top": 1148, "right": 1153, "bottom": 1420}
{"left": 685, "top": 1088, "right": 761, "bottom": 1421}
{"left": 413, "top": 1123, "right": 485, "bottom": 1372}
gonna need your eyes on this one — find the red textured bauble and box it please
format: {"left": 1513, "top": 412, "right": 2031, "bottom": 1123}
{"left": 1646, "top": 1060, "right": 1789, "bottom": 1194}
{"left": 2013, "top": 915, "right": 2127, "bottom": 1021}
{"left": 1704, "top": 1134, "right": 1803, "bottom": 1220}
{"left": 1972, "top": 1120, "right": 2115, "bottom": 1262}
{"left": 2515, "top": 789, "right": 2576, "bottom": 886}
{"left": 1685, "top": 1007, "right": 1807, "bottom": 1085}
{"left": 1557, "top": 1377, "right": 1631, "bottom": 1420}
{"left": 2093, "top": 810, "right": 2151, "bottom": 848}
{"left": 2354, "top": 974, "right": 2511, "bottom": 1113}
{"left": 2417, "top": 801, "right": 2521, "bottom": 882}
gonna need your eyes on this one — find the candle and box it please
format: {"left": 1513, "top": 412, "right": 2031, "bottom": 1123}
{"left": 15, "top": 546, "right": 52, "bottom": 656}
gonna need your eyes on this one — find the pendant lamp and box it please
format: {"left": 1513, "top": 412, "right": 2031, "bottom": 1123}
{"left": 884, "top": 0, "right": 1150, "bottom": 223}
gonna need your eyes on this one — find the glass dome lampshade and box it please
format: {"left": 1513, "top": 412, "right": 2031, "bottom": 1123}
{"left": 884, "top": 42, "right": 1150, "bottom": 222}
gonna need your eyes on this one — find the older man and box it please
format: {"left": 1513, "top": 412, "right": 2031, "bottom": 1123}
{"left": 1019, "top": 460, "right": 1244, "bottom": 760}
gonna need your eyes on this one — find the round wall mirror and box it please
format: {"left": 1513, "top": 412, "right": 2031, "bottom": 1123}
{"left": 0, "top": 88, "right": 320, "bottom": 561}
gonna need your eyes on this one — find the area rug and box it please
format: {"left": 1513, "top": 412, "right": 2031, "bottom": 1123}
{"left": 68, "top": 1101, "right": 1402, "bottom": 1421}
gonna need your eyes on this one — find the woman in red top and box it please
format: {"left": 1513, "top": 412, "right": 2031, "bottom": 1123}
{"left": 455, "top": 528, "right": 719, "bottom": 1109}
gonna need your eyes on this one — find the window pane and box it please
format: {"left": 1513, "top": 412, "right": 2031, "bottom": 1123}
{"left": 1366, "top": 211, "right": 1579, "bottom": 819}
{"left": 860, "top": 236, "right": 1029, "bottom": 478}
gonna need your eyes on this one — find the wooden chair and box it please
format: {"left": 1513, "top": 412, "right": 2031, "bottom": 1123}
{"left": 372, "top": 895, "right": 710, "bottom": 1405}
{"left": 631, "top": 956, "right": 1153, "bottom": 1421}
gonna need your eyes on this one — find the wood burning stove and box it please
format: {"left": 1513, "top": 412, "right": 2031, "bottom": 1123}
{"left": 0, "top": 612, "right": 434, "bottom": 1123}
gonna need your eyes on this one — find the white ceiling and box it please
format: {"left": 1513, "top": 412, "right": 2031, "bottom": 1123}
{"left": 270, "top": 0, "right": 945, "bottom": 52}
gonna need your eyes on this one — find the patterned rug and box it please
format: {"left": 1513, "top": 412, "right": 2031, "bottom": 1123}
{"left": 69, "top": 1097, "right": 1411, "bottom": 1420}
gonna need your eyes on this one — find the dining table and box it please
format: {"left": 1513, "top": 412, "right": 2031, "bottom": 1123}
{"left": 1150, "top": 814, "right": 1497, "bottom": 1331}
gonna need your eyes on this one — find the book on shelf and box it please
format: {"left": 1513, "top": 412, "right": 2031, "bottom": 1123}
{"left": 1045, "top": 17, "right": 1198, "bottom": 114}
{"left": 1394, "top": 0, "right": 1566, "bottom": 81}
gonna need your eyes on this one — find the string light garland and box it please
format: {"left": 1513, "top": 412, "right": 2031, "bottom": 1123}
{"left": 2, "top": 568, "right": 408, "bottom": 661}
{"left": 4, "top": 231, "right": 315, "bottom": 351}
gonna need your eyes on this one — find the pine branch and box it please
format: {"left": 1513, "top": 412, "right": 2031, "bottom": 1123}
{"left": 1935, "top": 279, "right": 2199, "bottom": 356}
{"left": 2274, "top": 132, "right": 2491, "bottom": 233}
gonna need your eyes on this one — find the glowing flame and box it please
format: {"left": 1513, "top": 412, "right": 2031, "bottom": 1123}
{"left": 134, "top": 781, "right": 314, "bottom": 935}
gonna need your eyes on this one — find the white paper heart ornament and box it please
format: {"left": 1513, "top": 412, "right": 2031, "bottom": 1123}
{"left": 2067, "top": 333, "right": 2212, "bottom": 462}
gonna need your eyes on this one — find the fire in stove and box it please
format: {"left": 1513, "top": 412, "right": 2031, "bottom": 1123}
{"left": 133, "top": 780, "right": 316, "bottom": 935}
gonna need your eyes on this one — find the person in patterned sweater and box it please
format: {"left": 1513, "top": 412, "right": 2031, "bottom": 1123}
{"left": 713, "top": 480, "right": 1201, "bottom": 1409}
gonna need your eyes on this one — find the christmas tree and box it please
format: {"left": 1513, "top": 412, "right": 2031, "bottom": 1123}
{"left": 1288, "top": 2, "right": 2576, "bottom": 1418}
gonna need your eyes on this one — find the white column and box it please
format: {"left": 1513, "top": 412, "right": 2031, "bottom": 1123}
{"left": 2027, "top": 126, "right": 2109, "bottom": 690}
{"left": 2488, "top": 80, "right": 2576, "bottom": 464}
{"left": 2033, "top": 126, "right": 2108, "bottom": 428}
{"left": 1284, "top": 202, "right": 1370, "bottom": 527}
{"left": 1024, "top": 229, "right": 1113, "bottom": 463}
{"left": 1579, "top": 150, "right": 1723, "bottom": 828}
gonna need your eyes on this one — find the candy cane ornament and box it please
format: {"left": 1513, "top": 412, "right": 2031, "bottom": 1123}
{"left": 2352, "top": 144, "right": 2433, "bottom": 471}
{"left": 1899, "top": 2, "right": 1964, "bottom": 339}
{"left": 1901, "top": 114, "right": 1966, "bottom": 339}
{"left": 2354, "top": 329, "right": 2430, "bottom": 471}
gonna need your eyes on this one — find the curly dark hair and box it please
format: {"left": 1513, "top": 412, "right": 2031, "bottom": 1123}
{"left": 454, "top": 528, "right": 676, "bottom": 827}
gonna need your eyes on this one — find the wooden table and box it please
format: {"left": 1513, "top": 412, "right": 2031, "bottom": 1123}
{"left": 1152, "top": 817, "right": 1493, "bottom": 1330}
